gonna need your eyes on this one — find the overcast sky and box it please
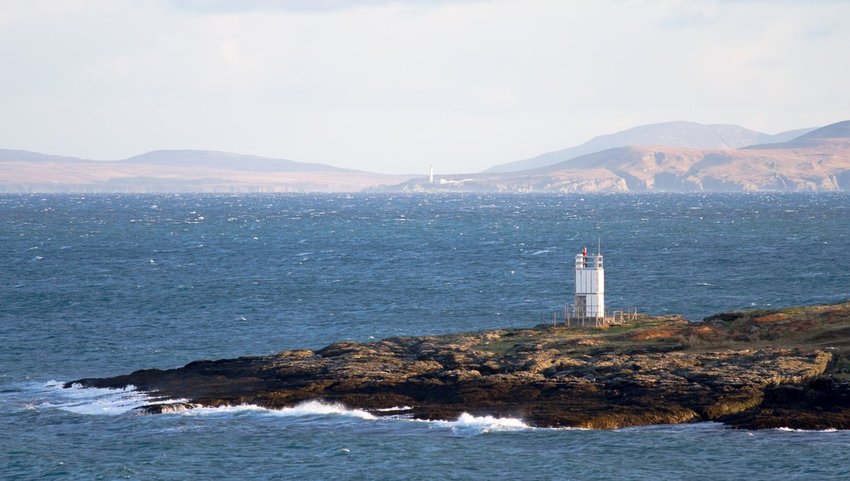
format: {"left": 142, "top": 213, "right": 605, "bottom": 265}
{"left": 2, "top": 0, "right": 849, "bottom": 174}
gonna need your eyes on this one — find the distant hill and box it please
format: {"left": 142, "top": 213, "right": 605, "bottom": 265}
{"left": 744, "top": 120, "right": 850, "bottom": 150}
{"left": 5, "top": 120, "right": 845, "bottom": 194}
{"left": 801, "top": 120, "right": 850, "bottom": 140}
{"left": 0, "top": 149, "right": 89, "bottom": 163}
{"left": 123, "top": 150, "right": 358, "bottom": 173}
{"left": 0, "top": 149, "right": 411, "bottom": 193}
{"left": 486, "top": 121, "right": 815, "bottom": 173}
{"left": 384, "top": 120, "right": 850, "bottom": 193}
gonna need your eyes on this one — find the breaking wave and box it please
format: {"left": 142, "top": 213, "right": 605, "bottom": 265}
{"left": 774, "top": 427, "right": 841, "bottom": 433}
{"left": 21, "top": 383, "right": 533, "bottom": 434}
{"left": 34, "top": 384, "right": 847, "bottom": 436}
{"left": 174, "top": 403, "right": 532, "bottom": 433}
{"left": 427, "top": 412, "right": 531, "bottom": 434}
{"left": 20, "top": 381, "right": 187, "bottom": 416}
{"left": 176, "top": 400, "right": 376, "bottom": 420}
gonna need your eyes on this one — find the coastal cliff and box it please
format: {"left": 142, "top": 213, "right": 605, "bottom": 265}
{"left": 68, "top": 302, "right": 850, "bottom": 430}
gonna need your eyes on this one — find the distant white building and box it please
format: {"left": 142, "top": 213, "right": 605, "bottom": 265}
{"left": 575, "top": 245, "right": 604, "bottom": 321}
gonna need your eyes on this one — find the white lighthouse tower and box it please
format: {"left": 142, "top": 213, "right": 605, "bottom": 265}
{"left": 575, "top": 243, "right": 605, "bottom": 324}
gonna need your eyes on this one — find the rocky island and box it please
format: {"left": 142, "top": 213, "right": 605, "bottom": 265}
{"left": 67, "top": 302, "right": 850, "bottom": 430}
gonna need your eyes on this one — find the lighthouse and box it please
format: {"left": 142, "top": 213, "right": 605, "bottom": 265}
{"left": 575, "top": 244, "right": 604, "bottom": 323}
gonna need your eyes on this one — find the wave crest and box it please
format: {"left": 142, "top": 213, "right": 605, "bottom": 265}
{"left": 175, "top": 400, "right": 376, "bottom": 420}
{"left": 25, "top": 381, "right": 186, "bottom": 416}
{"left": 430, "top": 412, "right": 530, "bottom": 433}
{"left": 22, "top": 384, "right": 533, "bottom": 434}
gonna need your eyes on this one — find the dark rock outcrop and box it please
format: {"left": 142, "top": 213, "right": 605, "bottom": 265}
{"left": 67, "top": 302, "right": 850, "bottom": 429}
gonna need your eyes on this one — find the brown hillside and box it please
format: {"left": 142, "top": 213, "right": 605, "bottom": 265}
{"left": 387, "top": 121, "right": 850, "bottom": 193}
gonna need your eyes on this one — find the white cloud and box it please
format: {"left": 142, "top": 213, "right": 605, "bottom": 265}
{"left": 1, "top": 0, "right": 848, "bottom": 173}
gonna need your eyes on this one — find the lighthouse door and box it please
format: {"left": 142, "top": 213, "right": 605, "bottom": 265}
{"left": 576, "top": 296, "right": 587, "bottom": 319}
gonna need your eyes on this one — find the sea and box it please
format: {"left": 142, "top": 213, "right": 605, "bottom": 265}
{"left": 2, "top": 192, "right": 850, "bottom": 480}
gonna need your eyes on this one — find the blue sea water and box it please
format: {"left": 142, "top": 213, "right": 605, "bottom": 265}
{"left": 2, "top": 193, "right": 850, "bottom": 480}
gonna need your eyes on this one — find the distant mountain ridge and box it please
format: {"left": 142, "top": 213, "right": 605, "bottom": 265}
{"left": 124, "top": 150, "right": 359, "bottom": 173}
{"left": 0, "top": 148, "right": 88, "bottom": 164}
{"left": 386, "top": 120, "right": 850, "bottom": 193}
{"left": 0, "top": 149, "right": 409, "bottom": 193}
{"left": 803, "top": 120, "right": 850, "bottom": 139}
{"left": 0, "top": 148, "right": 355, "bottom": 173}
{"left": 486, "top": 121, "right": 815, "bottom": 173}
{"left": 744, "top": 120, "right": 850, "bottom": 150}
{"left": 3, "top": 120, "right": 846, "bottom": 193}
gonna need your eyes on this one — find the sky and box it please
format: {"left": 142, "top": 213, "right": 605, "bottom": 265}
{"left": 1, "top": 0, "right": 849, "bottom": 174}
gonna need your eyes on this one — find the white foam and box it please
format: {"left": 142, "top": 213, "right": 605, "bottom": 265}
{"left": 774, "top": 427, "right": 840, "bottom": 433}
{"left": 25, "top": 381, "right": 183, "bottom": 416}
{"left": 161, "top": 401, "right": 528, "bottom": 433}
{"left": 276, "top": 400, "right": 377, "bottom": 419}
{"left": 428, "top": 412, "right": 531, "bottom": 433}
{"left": 23, "top": 384, "right": 535, "bottom": 433}
{"left": 23, "top": 381, "right": 193, "bottom": 416}
{"left": 373, "top": 406, "right": 413, "bottom": 412}
{"left": 176, "top": 400, "right": 376, "bottom": 420}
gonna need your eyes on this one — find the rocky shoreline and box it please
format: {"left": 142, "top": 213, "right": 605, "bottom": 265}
{"left": 67, "top": 302, "right": 850, "bottom": 429}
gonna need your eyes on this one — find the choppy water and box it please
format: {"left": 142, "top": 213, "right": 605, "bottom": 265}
{"left": 2, "top": 193, "right": 850, "bottom": 480}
